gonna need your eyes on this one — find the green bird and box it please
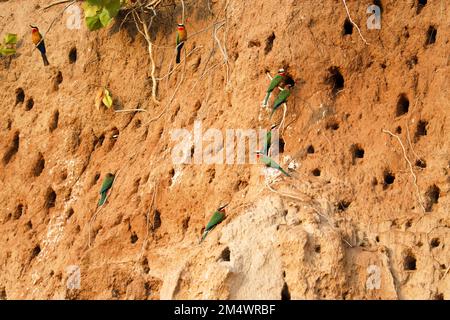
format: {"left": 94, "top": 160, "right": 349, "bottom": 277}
{"left": 264, "top": 69, "right": 286, "bottom": 106}
{"left": 200, "top": 204, "right": 228, "bottom": 243}
{"left": 270, "top": 84, "right": 292, "bottom": 119}
{"left": 261, "top": 123, "right": 278, "bottom": 156}
{"left": 255, "top": 151, "right": 290, "bottom": 177}
{"left": 98, "top": 173, "right": 115, "bottom": 206}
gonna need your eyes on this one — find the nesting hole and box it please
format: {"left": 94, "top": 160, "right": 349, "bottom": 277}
{"left": 415, "top": 120, "right": 428, "bottom": 140}
{"left": 92, "top": 173, "right": 101, "bottom": 186}
{"left": 337, "top": 200, "right": 351, "bottom": 212}
{"left": 130, "top": 232, "right": 138, "bottom": 244}
{"left": 351, "top": 144, "right": 364, "bottom": 164}
{"left": 264, "top": 32, "right": 275, "bottom": 54}
{"left": 54, "top": 71, "right": 63, "bottom": 90}
{"left": 13, "top": 204, "right": 24, "bottom": 220}
{"left": 396, "top": 94, "right": 409, "bottom": 116}
{"left": 152, "top": 209, "right": 161, "bottom": 231}
{"left": 68, "top": 47, "right": 77, "bottom": 64}
{"left": 281, "top": 282, "right": 291, "bottom": 300}
{"left": 343, "top": 19, "right": 353, "bottom": 35}
{"left": 142, "top": 257, "right": 150, "bottom": 274}
{"left": 94, "top": 134, "right": 105, "bottom": 149}
{"left": 66, "top": 207, "right": 74, "bottom": 220}
{"left": 15, "top": 88, "right": 25, "bottom": 105}
{"left": 326, "top": 120, "right": 339, "bottom": 131}
{"left": 326, "top": 67, "right": 344, "bottom": 95}
{"left": 430, "top": 238, "right": 440, "bottom": 248}
{"left": 395, "top": 126, "right": 402, "bottom": 134}
{"left": 425, "top": 184, "right": 440, "bottom": 212}
{"left": 25, "top": 98, "right": 34, "bottom": 111}
{"left": 417, "top": 0, "right": 427, "bottom": 14}
{"left": 307, "top": 145, "right": 315, "bottom": 154}
{"left": 110, "top": 128, "right": 119, "bottom": 148}
{"left": 373, "top": 0, "right": 383, "bottom": 12}
{"left": 220, "top": 247, "right": 231, "bottom": 262}
{"left": 2, "top": 131, "right": 19, "bottom": 165}
{"left": 33, "top": 153, "right": 45, "bottom": 177}
{"left": 45, "top": 188, "right": 57, "bottom": 209}
{"left": 403, "top": 253, "right": 417, "bottom": 271}
{"left": 434, "top": 293, "right": 444, "bottom": 300}
{"left": 312, "top": 168, "right": 321, "bottom": 176}
{"left": 30, "top": 245, "right": 41, "bottom": 261}
{"left": 425, "top": 26, "right": 437, "bottom": 45}
{"left": 49, "top": 110, "right": 59, "bottom": 132}
{"left": 415, "top": 159, "right": 426, "bottom": 168}
{"left": 278, "top": 138, "right": 285, "bottom": 153}
{"left": 383, "top": 171, "right": 395, "bottom": 186}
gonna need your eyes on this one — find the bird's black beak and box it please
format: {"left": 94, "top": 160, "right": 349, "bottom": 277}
{"left": 30, "top": 25, "right": 37, "bottom": 29}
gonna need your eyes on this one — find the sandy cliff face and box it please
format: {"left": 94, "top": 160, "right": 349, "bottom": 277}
{"left": 0, "top": 0, "right": 448, "bottom": 300}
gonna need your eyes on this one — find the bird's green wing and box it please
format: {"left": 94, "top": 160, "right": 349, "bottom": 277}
{"left": 267, "top": 75, "right": 282, "bottom": 92}
{"left": 176, "top": 32, "right": 180, "bottom": 45}
{"left": 205, "top": 210, "right": 225, "bottom": 231}
{"left": 262, "top": 131, "right": 272, "bottom": 155}
{"left": 273, "top": 89, "right": 290, "bottom": 107}
{"left": 269, "top": 158, "right": 290, "bottom": 177}
{"left": 100, "top": 175, "right": 114, "bottom": 194}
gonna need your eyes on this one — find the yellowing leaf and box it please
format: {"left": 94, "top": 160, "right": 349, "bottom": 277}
{"left": 102, "top": 89, "right": 113, "bottom": 108}
{"left": 0, "top": 47, "right": 16, "bottom": 56}
{"left": 4, "top": 33, "right": 17, "bottom": 45}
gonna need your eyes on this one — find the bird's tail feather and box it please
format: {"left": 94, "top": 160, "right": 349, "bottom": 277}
{"left": 279, "top": 167, "right": 291, "bottom": 177}
{"left": 176, "top": 42, "right": 184, "bottom": 64}
{"left": 41, "top": 52, "right": 49, "bottom": 66}
{"left": 199, "top": 230, "right": 209, "bottom": 243}
{"left": 263, "top": 92, "right": 271, "bottom": 106}
{"left": 98, "top": 192, "right": 107, "bottom": 206}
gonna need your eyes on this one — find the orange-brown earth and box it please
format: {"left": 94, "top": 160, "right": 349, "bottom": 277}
{"left": 0, "top": 0, "right": 449, "bottom": 299}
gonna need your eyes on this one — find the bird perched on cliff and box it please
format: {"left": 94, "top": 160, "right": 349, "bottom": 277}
{"left": 263, "top": 68, "right": 286, "bottom": 106}
{"left": 261, "top": 123, "right": 278, "bottom": 156}
{"left": 30, "top": 25, "right": 49, "bottom": 66}
{"left": 176, "top": 23, "right": 187, "bottom": 64}
{"left": 255, "top": 151, "right": 290, "bottom": 177}
{"left": 200, "top": 204, "right": 228, "bottom": 243}
{"left": 270, "top": 84, "right": 292, "bottom": 119}
{"left": 98, "top": 173, "right": 115, "bottom": 206}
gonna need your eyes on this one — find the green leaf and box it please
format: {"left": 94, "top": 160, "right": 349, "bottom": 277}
{"left": 85, "top": 16, "right": 103, "bottom": 31}
{"left": 0, "top": 47, "right": 16, "bottom": 56}
{"left": 102, "top": 89, "right": 113, "bottom": 108}
{"left": 82, "top": 2, "right": 101, "bottom": 17}
{"left": 104, "top": 0, "right": 121, "bottom": 17}
{"left": 4, "top": 33, "right": 17, "bottom": 45}
{"left": 99, "top": 8, "right": 113, "bottom": 27}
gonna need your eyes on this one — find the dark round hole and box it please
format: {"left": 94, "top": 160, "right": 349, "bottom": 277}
{"left": 312, "top": 168, "right": 321, "bottom": 176}
{"left": 307, "top": 145, "right": 315, "bottom": 154}
{"left": 425, "top": 26, "right": 437, "bottom": 45}
{"left": 403, "top": 254, "right": 416, "bottom": 271}
{"left": 396, "top": 94, "right": 409, "bottom": 116}
{"left": 15, "top": 88, "right": 25, "bottom": 105}
{"left": 384, "top": 171, "right": 395, "bottom": 185}
{"left": 69, "top": 47, "right": 77, "bottom": 64}
{"left": 25, "top": 98, "right": 34, "bottom": 111}
{"left": 343, "top": 19, "right": 353, "bottom": 35}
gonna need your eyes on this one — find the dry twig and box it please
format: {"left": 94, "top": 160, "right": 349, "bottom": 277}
{"left": 382, "top": 129, "right": 426, "bottom": 213}
{"left": 342, "top": 0, "right": 369, "bottom": 45}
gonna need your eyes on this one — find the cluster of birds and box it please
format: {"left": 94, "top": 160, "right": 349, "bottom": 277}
{"left": 29, "top": 21, "right": 293, "bottom": 244}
